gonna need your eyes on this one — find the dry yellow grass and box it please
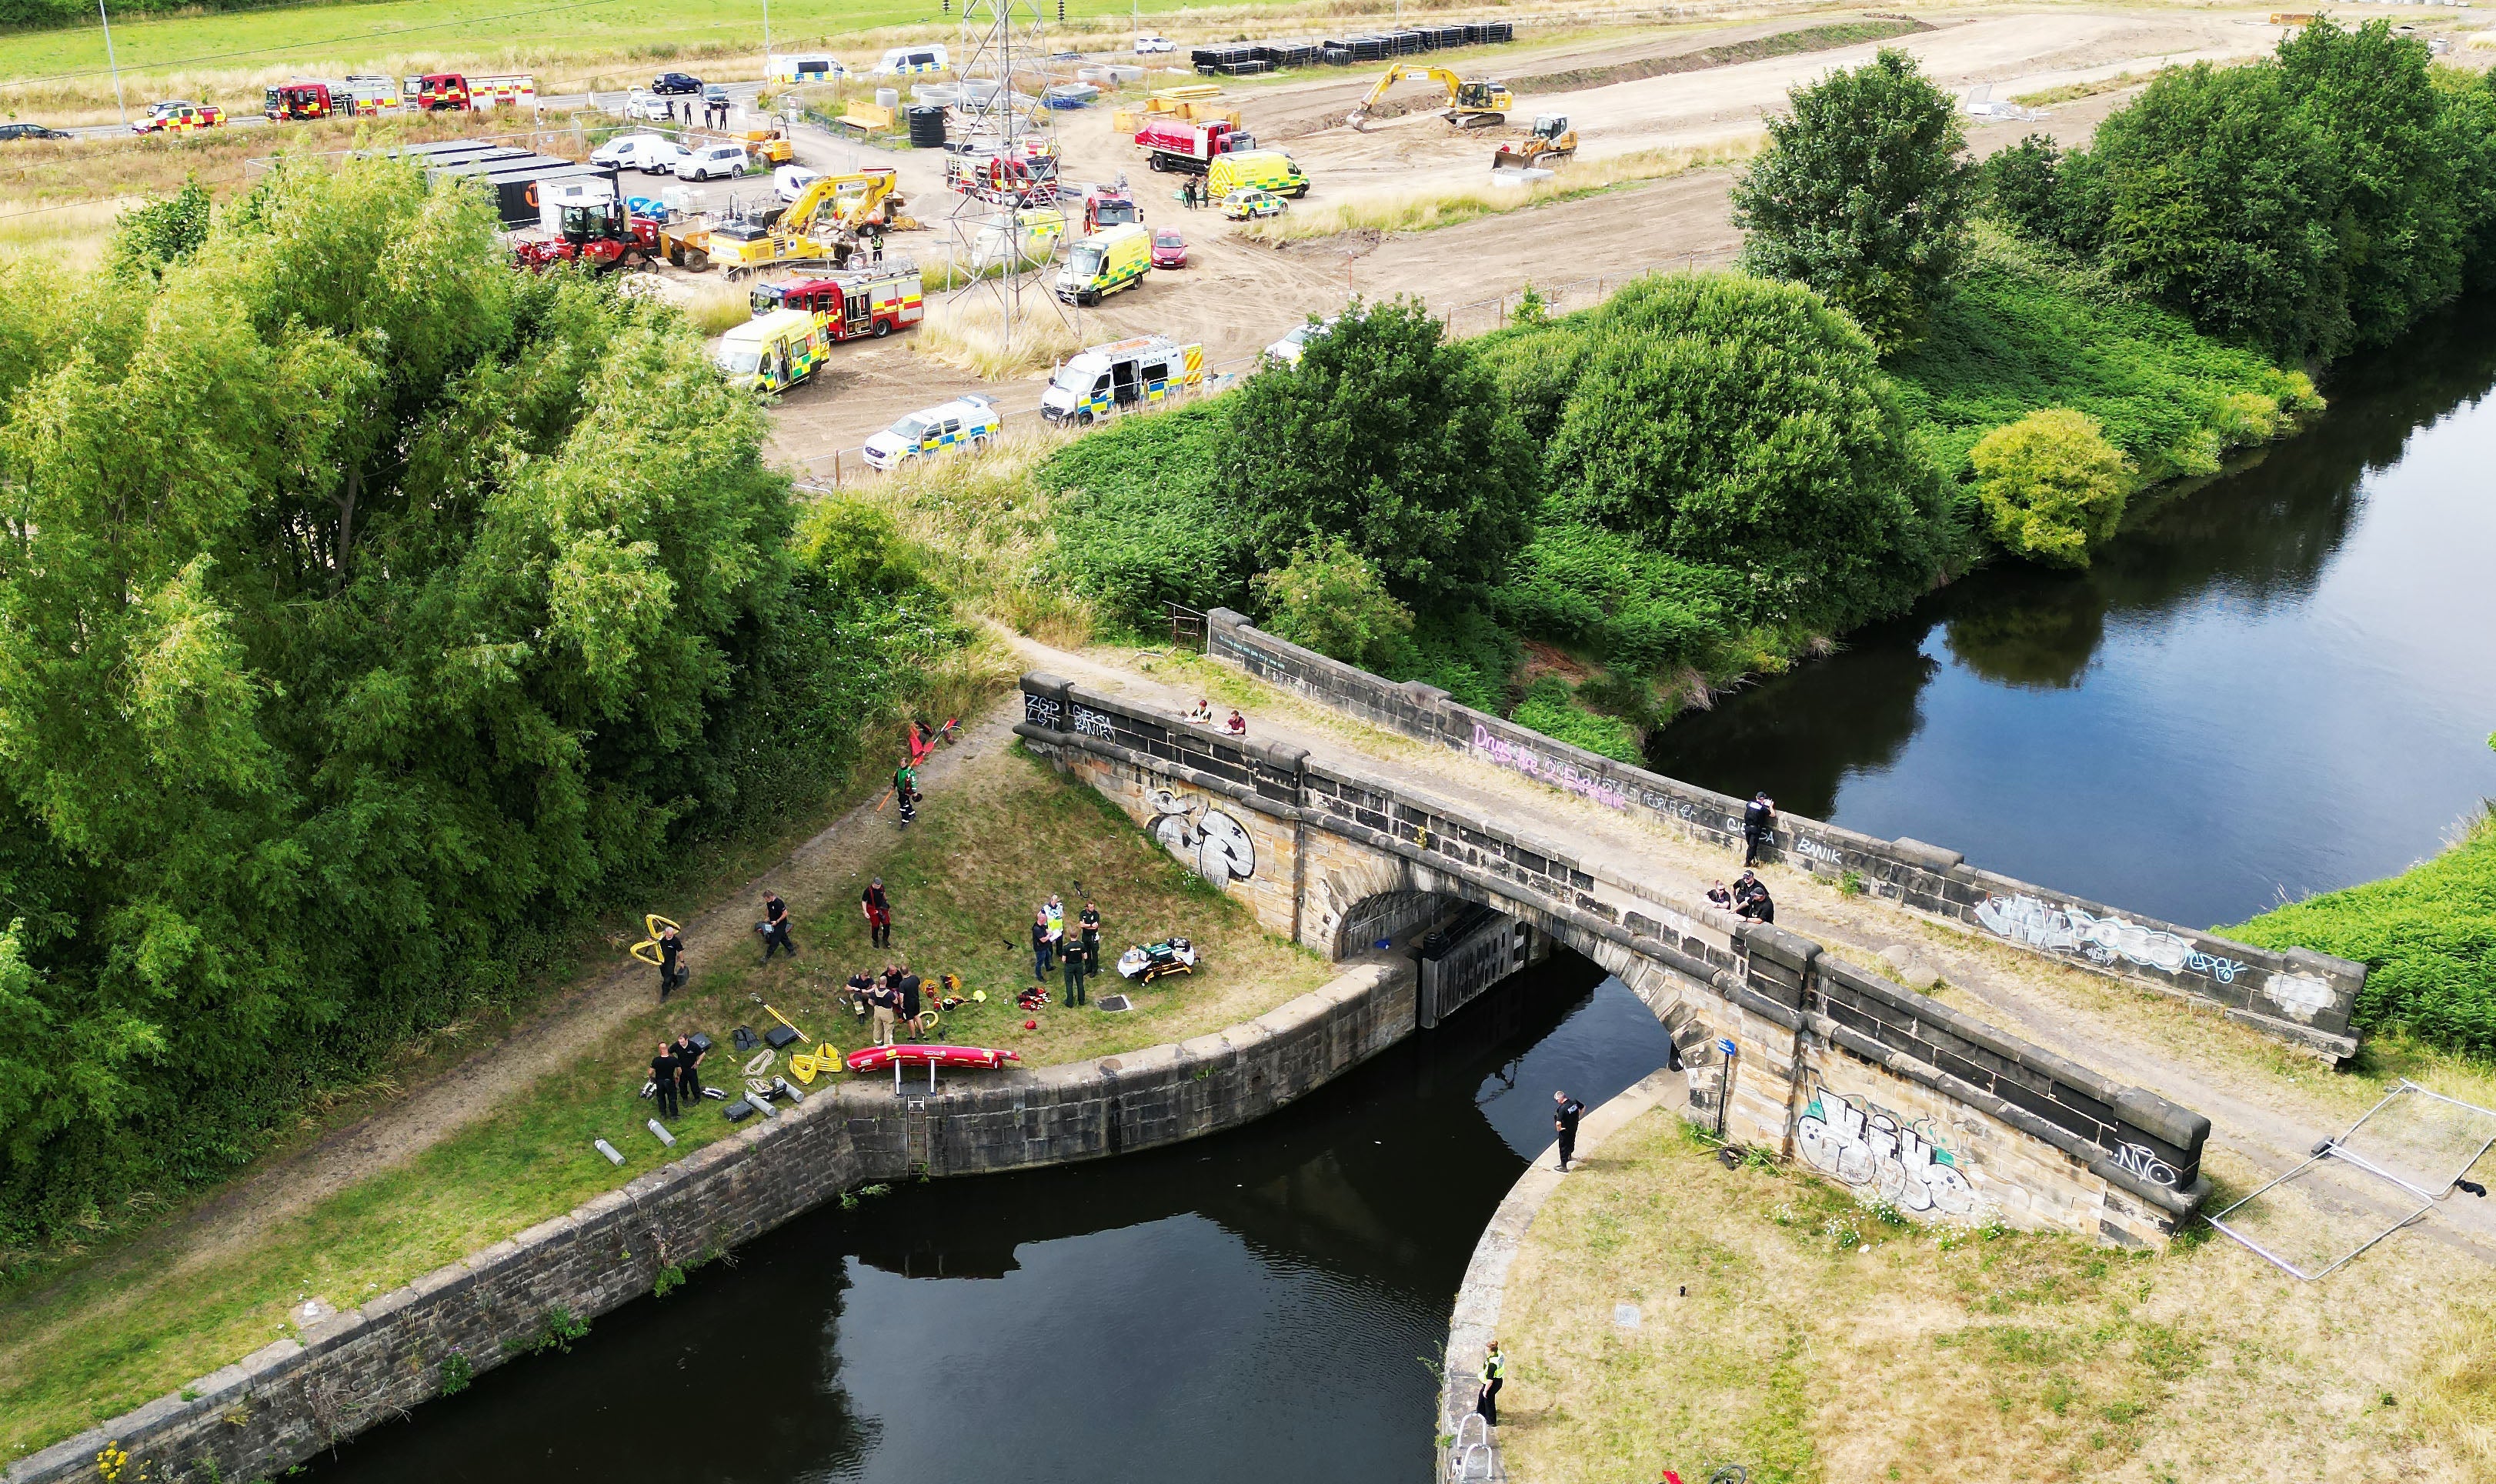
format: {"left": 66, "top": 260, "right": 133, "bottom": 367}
{"left": 846, "top": 425, "right": 1096, "bottom": 646}
{"left": 909, "top": 295, "right": 1086, "bottom": 382}
{"left": 1494, "top": 1105, "right": 2493, "bottom": 1484}
{"left": 1245, "top": 137, "right": 1761, "bottom": 244}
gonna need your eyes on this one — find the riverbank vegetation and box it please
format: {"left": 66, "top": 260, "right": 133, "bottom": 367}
{"left": 2232, "top": 798, "right": 2496, "bottom": 1059}
{"left": 1494, "top": 1104, "right": 2496, "bottom": 1484}
{"left": 0, "top": 158, "right": 993, "bottom": 1261}
{"left": 0, "top": 742, "right": 1332, "bottom": 1464}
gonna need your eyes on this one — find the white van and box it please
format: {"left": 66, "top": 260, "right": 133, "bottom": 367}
{"left": 679, "top": 142, "right": 749, "bottom": 182}
{"left": 767, "top": 52, "right": 844, "bottom": 84}
{"left": 875, "top": 45, "right": 949, "bottom": 75}
{"left": 589, "top": 132, "right": 680, "bottom": 173}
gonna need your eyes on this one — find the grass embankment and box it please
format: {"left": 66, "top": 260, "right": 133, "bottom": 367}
{"left": 1493, "top": 1106, "right": 2496, "bottom": 1484}
{"left": 1245, "top": 140, "right": 1757, "bottom": 245}
{"left": 0, "top": 742, "right": 1331, "bottom": 1463}
{"left": 2231, "top": 805, "right": 2496, "bottom": 1061}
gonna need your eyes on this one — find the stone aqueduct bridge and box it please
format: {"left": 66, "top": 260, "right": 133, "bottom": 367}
{"left": 1020, "top": 613, "right": 2365, "bottom": 1248}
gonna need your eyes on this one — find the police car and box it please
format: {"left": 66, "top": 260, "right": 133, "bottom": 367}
{"left": 863, "top": 395, "right": 1003, "bottom": 471}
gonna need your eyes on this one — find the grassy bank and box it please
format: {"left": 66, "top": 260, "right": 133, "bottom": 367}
{"left": 1243, "top": 140, "right": 1758, "bottom": 245}
{"left": 1493, "top": 1105, "right": 2495, "bottom": 1483}
{"left": 0, "top": 742, "right": 1333, "bottom": 1463}
{"left": 2231, "top": 804, "right": 2496, "bottom": 1059}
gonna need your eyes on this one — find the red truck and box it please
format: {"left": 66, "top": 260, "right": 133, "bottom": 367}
{"left": 749, "top": 264, "right": 926, "bottom": 343}
{"left": 1135, "top": 118, "right": 1256, "bottom": 175}
{"left": 1082, "top": 185, "right": 1140, "bottom": 233}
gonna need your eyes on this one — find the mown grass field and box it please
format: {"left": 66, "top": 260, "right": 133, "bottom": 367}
{"left": 1495, "top": 1106, "right": 2496, "bottom": 1484}
{"left": 0, "top": 741, "right": 1332, "bottom": 1465}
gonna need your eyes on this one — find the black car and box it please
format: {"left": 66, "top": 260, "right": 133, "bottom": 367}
{"left": 651, "top": 72, "right": 703, "bottom": 95}
{"left": 0, "top": 122, "right": 71, "bottom": 142}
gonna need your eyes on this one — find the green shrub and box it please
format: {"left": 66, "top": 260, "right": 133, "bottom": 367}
{"left": 1968, "top": 409, "right": 2131, "bottom": 568}
{"left": 2231, "top": 804, "right": 2496, "bottom": 1057}
{"left": 1043, "top": 402, "right": 1253, "bottom": 629}
{"left": 1250, "top": 537, "right": 1416, "bottom": 673}
{"left": 1731, "top": 48, "right": 1972, "bottom": 351}
{"left": 1508, "top": 675, "right": 1642, "bottom": 763}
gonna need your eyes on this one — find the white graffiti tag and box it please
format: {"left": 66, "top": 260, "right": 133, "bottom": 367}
{"left": 1023, "top": 693, "right": 1063, "bottom": 729}
{"left": 1146, "top": 787, "right": 1256, "bottom": 887}
{"left": 2107, "top": 1142, "right": 2181, "bottom": 1189}
{"left": 1796, "top": 1089, "right": 1978, "bottom": 1216}
{"left": 1975, "top": 892, "right": 2195, "bottom": 974}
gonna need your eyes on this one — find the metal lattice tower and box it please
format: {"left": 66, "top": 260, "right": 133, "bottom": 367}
{"left": 946, "top": 0, "right": 1071, "bottom": 333}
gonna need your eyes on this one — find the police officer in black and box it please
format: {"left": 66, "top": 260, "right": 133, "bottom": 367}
{"left": 656, "top": 923, "right": 684, "bottom": 1002}
{"left": 1743, "top": 790, "right": 1776, "bottom": 866}
{"left": 1062, "top": 935, "right": 1088, "bottom": 1006}
{"left": 672, "top": 1031, "right": 705, "bottom": 1105}
{"left": 897, "top": 965, "right": 923, "bottom": 1035}
{"left": 1553, "top": 1089, "right": 1587, "bottom": 1171}
{"left": 759, "top": 891, "right": 796, "bottom": 961}
{"left": 650, "top": 1041, "right": 681, "bottom": 1120}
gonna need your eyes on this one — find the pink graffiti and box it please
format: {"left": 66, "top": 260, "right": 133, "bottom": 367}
{"left": 1470, "top": 723, "right": 1632, "bottom": 811}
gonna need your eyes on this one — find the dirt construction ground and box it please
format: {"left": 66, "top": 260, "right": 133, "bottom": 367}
{"left": 760, "top": 4, "right": 2300, "bottom": 469}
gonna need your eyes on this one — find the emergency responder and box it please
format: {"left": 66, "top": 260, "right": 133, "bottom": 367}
{"left": 656, "top": 922, "right": 685, "bottom": 1002}
{"left": 1743, "top": 790, "right": 1776, "bottom": 867}
{"left": 898, "top": 964, "right": 923, "bottom": 1035}
{"left": 1079, "top": 899, "right": 1102, "bottom": 970}
{"left": 1475, "top": 1339, "right": 1507, "bottom": 1426}
{"left": 1733, "top": 871, "right": 1774, "bottom": 925}
{"left": 869, "top": 975, "right": 898, "bottom": 1046}
{"left": 862, "top": 877, "right": 893, "bottom": 948}
{"left": 894, "top": 760, "right": 919, "bottom": 826}
{"left": 1062, "top": 931, "right": 1089, "bottom": 1006}
{"left": 759, "top": 891, "right": 796, "bottom": 961}
{"left": 1031, "top": 908, "right": 1055, "bottom": 979}
{"left": 672, "top": 1030, "right": 706, "bottom": 1104}
{"left": 1554, "top": 1089, "right": 1586, "bottom": 1171}
{"left": 649, "top": 1041, "right": 681, "bottom": 1119}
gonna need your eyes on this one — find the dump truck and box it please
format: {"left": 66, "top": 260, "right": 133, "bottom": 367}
{"left": 1493, "top": 115, "right": 1577, "bottom": 169}
{"left": 1135, "top": 116, "right": 1256, "bottom": 175}
{"left": 1039, "top": 335, "right": 1206, "bottom": 424}
{"left": 1346, "top": 63, "right": 1512, "bottom": 129}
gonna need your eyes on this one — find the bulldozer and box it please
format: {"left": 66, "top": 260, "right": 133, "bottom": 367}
{"left": 1493, "top": 115, "right": 1577, "bottom": 170}
{"left": 1346, "top": 63, "right": 1513, "bottom": 130}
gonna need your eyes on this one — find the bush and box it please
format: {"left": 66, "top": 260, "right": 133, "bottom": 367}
{"left": 2231, "top": 802, "right": 2496, "bottom": 1057}
{"left": 1508, "top": 675, "right": 1642, "bottom": 763}
{"left": 1212, "top": 298, "right": 1539, "bottom": 610}
{"left": 1250, "top": 537, "right": 1416, "bottom": 673}
{"left": 1731, "top": 48, "right": 1971, "bottom": 350}
{"left": 1044, "top": 403, "right": 1254, "bottom": 630}
{"left": 1967, "top": 409, "right": 2131, "bottom": 568}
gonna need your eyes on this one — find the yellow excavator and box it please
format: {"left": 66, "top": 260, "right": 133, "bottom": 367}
{"left": 1493, "top": 115, "right": 1578, "bottom": 169}
{"left": 1346, "top": 63, "right": 1513, "bottom": 130}
{"left": 709, "top": 168, "right": 908, "bottom": 279}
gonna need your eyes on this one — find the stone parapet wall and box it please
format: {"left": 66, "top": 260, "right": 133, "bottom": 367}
{"left": 4, "top": 960, "right": 1420, "bottom": 1484}
{"left": 1203, "top": 607, "right": 2364, "bottom": 1060}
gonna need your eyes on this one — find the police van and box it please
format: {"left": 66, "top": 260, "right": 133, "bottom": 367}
{"left": 875, "top": 45, "right": 949, "bottom": 75}
{"left": 863, "top": 395, "right": 1002, "bottom": 470}
{"left": 1039, "top": 335, "right": 1206, "bottom": 425}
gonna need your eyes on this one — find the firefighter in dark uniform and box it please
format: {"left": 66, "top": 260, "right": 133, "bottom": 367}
{"left": 672, "top": 1031, "right": 705, "bottom": 1105}
{"left": 759, "top": 891, "right": 796, "bottom": 961}
{"left": 649, "top": 1041, "right": 680, "bottom": 1120}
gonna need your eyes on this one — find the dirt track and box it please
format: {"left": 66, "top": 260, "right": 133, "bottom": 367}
{"left": 763, "top": 5, "right": 2289, "bottom": 468}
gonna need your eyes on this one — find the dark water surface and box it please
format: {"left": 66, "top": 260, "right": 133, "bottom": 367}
{"left": 1649, "top": 299, "right": 2496, "bottom": 930}
{"left": 309, "top": 959, "right": 1675, "bottom": 1484}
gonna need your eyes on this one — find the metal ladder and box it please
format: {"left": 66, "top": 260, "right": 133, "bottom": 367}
{"left": 1448, "top": 1414, "right": 1498, "bottom": 1480}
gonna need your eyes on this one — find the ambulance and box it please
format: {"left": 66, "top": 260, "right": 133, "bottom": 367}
{"left": 714, "top": 309, "right": 825, "bottom": 393}
{"left": 1038, "top": 335, "right": 1206, "bottom": 425}
{"left": 1055, "top": 223, "right": 1151, "bottom": 306}
{"left": 1205, "top": 149, "right": 1310, "bottom": 200}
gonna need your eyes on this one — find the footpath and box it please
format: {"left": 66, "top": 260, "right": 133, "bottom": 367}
{"left": 1005, "top": 629, "right": 2496, "bottom": 1263}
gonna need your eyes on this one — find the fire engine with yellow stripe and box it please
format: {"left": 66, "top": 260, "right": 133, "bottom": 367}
{"left": 747, "top": 262, "right": 925, "bottom": 345}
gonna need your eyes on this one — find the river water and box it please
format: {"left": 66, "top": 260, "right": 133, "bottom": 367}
{"left": 308, "top": 308, "right": 2496, "bottom": 1483}
{"left": 1650, "top": 298, "right": 2496, "bottom": 930}
{"left": 309, "top": 958, "right": 1677, "bottom": 1484}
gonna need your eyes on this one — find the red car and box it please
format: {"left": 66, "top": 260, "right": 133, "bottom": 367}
{"left": 1150, "top": 227, "right": 1188, "bottom": 269}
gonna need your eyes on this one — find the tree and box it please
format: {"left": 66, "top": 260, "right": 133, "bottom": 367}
{"left": 1974, "top": 135, "right": 2068, "bottom": 246}
{"left": 1249, "top": 537, "right": 1416, "bottom": 672}
{"left": 1536, "top": 272, "right": 1957, "bottom": 635}
{"left": 1213, "top": 298, "right": 1538, "bottom": 609}
{"left": 107, "top": 179, "right": 211, "bottom": 280}
{"left": 1731, "top": 48, "right": 1972, "bottom": 352}
{"left": 1967, "top": 409, "right": 2132, "bottom": 568}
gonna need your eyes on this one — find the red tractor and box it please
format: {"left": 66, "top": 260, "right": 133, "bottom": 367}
{"left": 511, "top": 201, "right": 661, "bottom": 274}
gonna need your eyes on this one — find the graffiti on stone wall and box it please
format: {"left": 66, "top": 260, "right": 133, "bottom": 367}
{"left": 1974, "top": 892, "right": 2304, "bottom": 1009}
{"left": 1796, "top": 1078, "right": 1981, "bottom": 1216}
{"left": 2107, "top": 1141, "right": 2181, "bottom": 1189}
{"left": 1147, "top": 786, "right": 1256, "bottom": 886}
{"left": 2263, "top": 972, "right": 2334, "bottom": 1019}
{"left": 1470, "top": 723, "right": 1632, "bottom": 811}
{"left": 1023, "top": 692, "right": 1062, "bottom": 729}
{"left": 1070, "top": 702, "right": 1116, "bottom": 739}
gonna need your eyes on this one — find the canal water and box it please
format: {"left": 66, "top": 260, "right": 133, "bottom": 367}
{"left": 309, "top": 308, "right": 2496, "bottom": 1484}
{"left": 1648, "top": 298, "right": 2496, "bottom": 931}
{"left": 309, "top": 957, "right": 1677, "bottom": 1484}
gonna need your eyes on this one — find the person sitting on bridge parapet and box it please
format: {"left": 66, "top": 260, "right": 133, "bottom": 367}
{"left": 1705, "top": 880, "right": 1734, "bottom": 912}
{"left": 1226, "top": 708, "right": 1247, "bottom": 736}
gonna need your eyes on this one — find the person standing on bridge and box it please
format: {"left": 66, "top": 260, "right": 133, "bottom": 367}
{"left": 1743, "top": 790, "right": 1776, "bottom": 867}
{"left": 1474, "top": 1339, "right": 1507, "bottom": 1427}
{"left": 1553, "top": 1089, "right": 1587, "bottom": 1172}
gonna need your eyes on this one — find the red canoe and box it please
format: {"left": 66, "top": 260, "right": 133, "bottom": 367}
{"left": 845, "top": 1043, "right": 1022, "bottom": 1073}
